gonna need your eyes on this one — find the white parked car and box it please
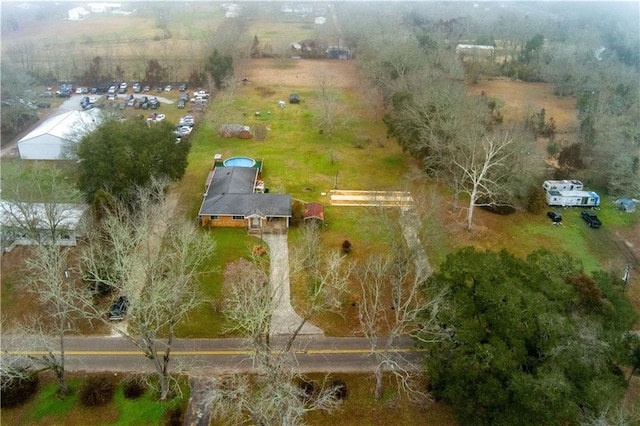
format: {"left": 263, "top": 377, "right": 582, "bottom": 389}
{"left": 192, "top": 90, "right": 210, "bottom": 99}
{"left": 108, "top": 85, "right": 117, "bottom": 94}
{"left": 75, "top": 87, "right": 83, "bottom": 94}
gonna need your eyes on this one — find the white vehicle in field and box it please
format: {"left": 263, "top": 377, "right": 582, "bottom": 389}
{"left": 192, "top": 90, "right": 210, "bottom": 99}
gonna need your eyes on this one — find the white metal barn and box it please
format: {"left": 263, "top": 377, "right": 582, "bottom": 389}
{"left": 17, "top": 110, "right": 101, "bottom": 160}
{"left": 68, "top": 7, "right": 90, "bottom": 21}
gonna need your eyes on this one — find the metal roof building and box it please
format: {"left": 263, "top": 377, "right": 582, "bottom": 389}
{"left": 17, "top": 109, "right": 101, "bottom": 160}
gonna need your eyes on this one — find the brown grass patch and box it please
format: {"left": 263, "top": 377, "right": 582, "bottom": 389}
{"left": 467, "top": 78, "right": 579, "bottom": 131}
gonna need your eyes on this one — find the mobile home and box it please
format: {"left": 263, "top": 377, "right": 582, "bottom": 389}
{"left": 542, "top": 180, "right": 584, "bottom": 192}
{"left": 546, "top": 190, "right": 600, "bottom": 207}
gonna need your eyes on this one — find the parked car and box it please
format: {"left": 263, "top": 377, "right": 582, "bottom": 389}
{"left": 546, "top": 211, "right": 562, "bottom": 224}
{"left": 180, "top": 93, "right": 189, "bottom": 102}
{"left": 119, "top": 82, "right": 128, "bottom": 90}
{"left": 177, "top": 99, "right": 185, "bottom": 109}
{"left": 108, "top": 85, "right": 117, "bottom": 94}
{"left": 289, "top": 93, "right": 300, "bottom": 103}
{"left": 127, "top": 98, "right": 136, "bottom": 107}
{"left": 56, "top": 91, "right": 71, "bottom": 98}
{"left": 40, "top": 91, "right": 53, "bottom": 98}
{"left": 109, "top": 296, "right": 129, "bottom": 321}
{"left": 80, "top": 96, "right": 90, "bottom": 105}
{"left": 581, "top": 210, "right": 602, "bottom": 228}
{"left": 90, "top": 87, "right": 98, "bottom": 94}
{"left": 178, "top": 83, "right": 187, "bottom": 91}
{"left": 164, "top": 84, "right": 172, "bottom": 92}
{"left": 125, "top": 94, "right": 134, "bottom": 102}
{"left": 156, "top": 86, "right": 164, "bottom": 93}
{"left": 179, "top": 115, "right": 195, "bottom": 126}
{"left": 118, "top": 86, "right": 126, "bottom": 94}
{"left": 143, "top": 85, "right": 150, "bottom": 92}
{"left": 132, "top": 83, "right": 141, "bottom": 93}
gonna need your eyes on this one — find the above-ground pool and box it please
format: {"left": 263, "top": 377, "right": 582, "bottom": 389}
{"left": 223, "top": 156, "right": 256, "bottom": 167}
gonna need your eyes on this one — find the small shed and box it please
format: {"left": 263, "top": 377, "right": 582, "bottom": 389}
{"left": 615, "top": 198, "right": 637, "bottom": 213}
{"left": 304, "top": 203, "right": 324, "bottom": 222}
{"left": 68, "top": 7, "right": 90, "bottom": 21}
{"left": 238, "top": 126, "right": 252, "bottom": 139}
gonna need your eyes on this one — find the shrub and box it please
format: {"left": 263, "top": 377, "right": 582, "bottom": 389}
{"left": 123, "top": 377, "right": 146, "bottom": 400}
{"left": 79, "top": 374, "right": 117, "bottom": 407}
{"left": 297, "top": 379, "right": 317, "bottom": 402}
{"left": 164, "top": 405, "right": 185, "bottom": 426}
{"left": 332, "top": 379, "right": 348, "bottom": 400}
{"left": 341, "top": 240, "right": 352, "bottom": 254}
{"left": 0, "top": 370, "right": 39, "bottom": 408}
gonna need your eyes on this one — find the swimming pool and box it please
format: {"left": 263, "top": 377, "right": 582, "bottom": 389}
{"left": 223, "top": 156, "right": 256, "bottom": 167}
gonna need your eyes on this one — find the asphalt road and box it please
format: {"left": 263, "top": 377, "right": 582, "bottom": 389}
{"left": 2, "top": 335, "right": 425, "bottom": 375}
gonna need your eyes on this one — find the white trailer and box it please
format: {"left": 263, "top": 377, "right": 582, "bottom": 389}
{"left": 546, "top": 190, "right": 600, "bottom": 207}
{"left": 542, "top": 180, "right": 584, "bottom": 192}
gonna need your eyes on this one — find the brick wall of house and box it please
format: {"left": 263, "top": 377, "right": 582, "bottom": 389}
{"left": 201, "top": 215, "right": 247, "bottom": 228}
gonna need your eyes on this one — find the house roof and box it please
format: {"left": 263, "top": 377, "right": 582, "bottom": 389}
{"left": 198, "top": 166, "right": 291, "bottom": 218}
{"left": 304, "top": 202, "right": 324, "bottom": 221}
{"left": 200, "top": 193, "right": 292, "bottom": 217}
{"left": 18, "top": 109, "right": 101, "bottom": 145}
{"left": 0, "top": 201, "right": 87, "bottom": 230}
{"left": 206, "top": 166, "right": 257, "bottom": 196}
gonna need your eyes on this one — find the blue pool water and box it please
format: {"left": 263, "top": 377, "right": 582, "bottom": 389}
{"left": 223, "top": 156, "right": 256, "bottom": 167}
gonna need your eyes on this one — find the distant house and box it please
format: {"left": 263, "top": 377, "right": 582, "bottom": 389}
{"left": 198, "top": 161, "right": 291, "bottom": 231}
{"left": 455, "top": 44, "right": 495, "bottom": 58}
{"left": 68, "top": 7, "right": 90, "bottom": 21}
{"left": 18, "top": 109, "right": 101, "bottom": 160}
{"left": 0, "top": 202, "right": 88, "bottom": 252}
{"left": 315, "top": 17, "right": 327, "bottom": 25}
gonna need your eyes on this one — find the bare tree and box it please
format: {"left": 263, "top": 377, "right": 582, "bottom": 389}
{"left": 206, "top": 226, "right": 349, "bottom": 424}
{"left": 354, "top": 210, "right": 446, "bottom": 401}
{"left": 0, "top": 161, "right": 84, "bottom": 244}
{"left": 451, "top": 132, "right": 518, "bottom": 230}
{"left": 79, "top": 181, "right": 215, "bottom": 400}
{"left": 312, "top": 72, "right": 352, "bottom": 138}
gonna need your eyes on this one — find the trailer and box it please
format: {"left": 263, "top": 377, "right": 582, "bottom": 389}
{"left": 546, "top": 190, "right": 600, "bottom": 207}
{"left": 542, "top": 180, "right": 584, "bottom": 192}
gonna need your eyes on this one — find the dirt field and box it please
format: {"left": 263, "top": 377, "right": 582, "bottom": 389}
{"left": 467, "top": 78, "right": 579, "bottom": 131}
{"left": 242, "top": 58, "right": 360, "bottom": 89}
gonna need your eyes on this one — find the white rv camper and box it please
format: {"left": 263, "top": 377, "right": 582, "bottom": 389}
{"left": 546, "top": 190, "right": 600, "bottom": 207}
{"left": 542, "top": 180, "right": 584, "bottom": 192}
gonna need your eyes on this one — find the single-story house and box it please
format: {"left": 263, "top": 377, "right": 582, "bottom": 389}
{"left": 0, "top": 201, "right": 88, "bottom": 252}
{"left": 198, "top": 162, "right": 291, "bottom": 231}
{"left": 18, "top": 109, "right": 101, "bottom": 160}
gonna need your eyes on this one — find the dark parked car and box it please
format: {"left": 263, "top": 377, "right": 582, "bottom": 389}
{"left": 143, "top": 85, "right": 150, "bottom": 92}
{"left": 547, "top": 211, "right": 562, "bottom": 224}
{"left": 289, "top": 93, "right": 300, "bottom": 103}
{"left": 80, "top": 96, "right": 90, "bottom": 105}
{"left": 156, "top": 86, "right": 164, "bottom": 93}
{"left": 109, "top": 296, "right": 130, "bottom": 321}
{"left": 132, "top": 83, "right": 141, "bottom": 93}
{"left": 56, "top": 91, "right": 71, "bottom": 98}
{"left": 178, "top": 83, "right": 187, "bottom": 91}
{"left": 581, "top": 210, "right": 602, "bottom": 228}
{"left": 177, "top": 99, "right": 185, "bottom": 109}
{"left": 90, "top": 87, "right": 98, "bottom": 94}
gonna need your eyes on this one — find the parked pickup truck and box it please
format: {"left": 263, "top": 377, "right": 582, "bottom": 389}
{"left": 581, "top": 210, "right": 602, "bottom": 228}
{"left": 192, "top": 90, "right": 210, "bottom": 99}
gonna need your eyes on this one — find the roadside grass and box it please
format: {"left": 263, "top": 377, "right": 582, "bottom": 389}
{"left": 304, "top": 372, "right": 456, "bottom": 426}
{"left": 0, "top": 373, "right": 189, "bottom": 426}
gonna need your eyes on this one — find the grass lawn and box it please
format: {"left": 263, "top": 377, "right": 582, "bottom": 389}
{"left": 0, "top": 373, "right": 189, "bottom": 425}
